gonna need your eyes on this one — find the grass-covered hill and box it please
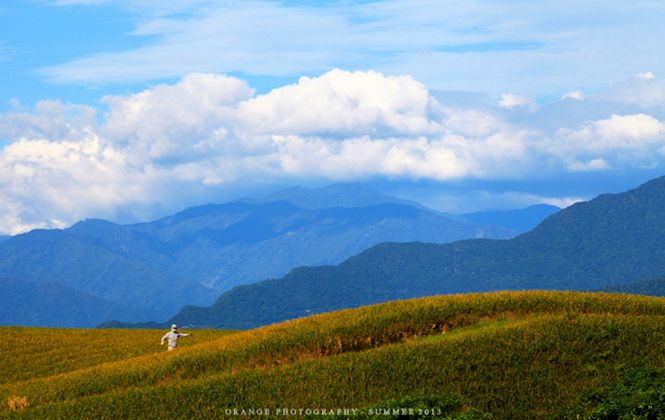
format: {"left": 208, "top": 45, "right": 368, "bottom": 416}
{"left": 6, "top": 291, "right": 665, "bottom": 419}
{"left": 162, "top": 175, "right": 665, "bottom": 330}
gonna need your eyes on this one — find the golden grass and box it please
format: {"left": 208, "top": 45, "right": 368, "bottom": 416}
{"left": 0, "top": 326, "right": 236, "bottom": 385}
{"left": 3, "top": 290, "right": 665, "bottom": 418}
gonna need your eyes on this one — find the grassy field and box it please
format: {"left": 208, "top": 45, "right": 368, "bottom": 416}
{"left": 3, "top": 290, "right": 665, "bottom": 419}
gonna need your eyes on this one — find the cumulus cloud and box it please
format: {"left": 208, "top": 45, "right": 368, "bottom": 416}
{"left": 0, "top": 136, "right": 131, "bottom": 234}
{"left": 98, "top": 70, "right": 533, "bottom": 183}
{"left": 237, "top": 70, "right": 442, "bottom": 137}
{"left": 101, "top": 73, "right": 254, "bottom": 163}
{"left": 551, "top": 113, "right": 665, "bottom": 171}
{"left": 2, "top": 70, "right": 665, "bottom": 234}
{"left": 559, "top": 114, "right": 665, "bottom": 151}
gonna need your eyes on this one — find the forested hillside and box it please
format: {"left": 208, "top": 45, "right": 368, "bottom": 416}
{"left": 158, "top": 175, "right": 665, "bottom": 329}
{"left": 598, "top": 276, "right": 665, "bottom": 297}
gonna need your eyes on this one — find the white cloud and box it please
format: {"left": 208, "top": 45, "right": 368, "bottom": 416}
{"left": 591, "top": 114, "right": 665, "bottom": 149}
{"left": 540, "top": 196, "right": 584, "bottom": 209}
{"left": 2, "top": 70, "right": 665, "bottom": 234}
{"left": 0, "top": 100, "right": 98, "bottom": 142}
{"left": 237, "top": 70, "right": 442, "bottom": 136}
{"left": 566, "top": 158, "right": 611, "bottom": 172}
{"left": 562, "top": 91, "right": 584, "bottom": 100}
{"left": 0, "top": 133, "right": 144, "bottom": 235}
{"left": 101, "top": 73, "right": 254, "bottom": 163}
{"left": 413, "top": 189, "right": 583, "bottom": 214}
{"left": 499, "top": 93, "right": 540, "bottom": 112}
{"left": 547, "top": 113, "right": 665, "bottom": 172}
{"left": 555, "top": 113, "right": 665, "bottom": 152}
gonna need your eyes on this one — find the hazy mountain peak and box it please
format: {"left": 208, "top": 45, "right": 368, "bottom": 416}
{"left": 258, "top": 182, "right": 433, "bottom": 212}
{"left": 67, "top": 219, "right": 121, "bottom": 233}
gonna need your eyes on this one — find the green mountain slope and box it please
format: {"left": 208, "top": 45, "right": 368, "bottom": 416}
{"left": 165, "top": 175, "right": 665, "bottom": 329}
{"left": 597, "top": 276, "right": 665, "bottom": 297}
{"left": 0, "top": 277, "right": 167, "bottom": 328}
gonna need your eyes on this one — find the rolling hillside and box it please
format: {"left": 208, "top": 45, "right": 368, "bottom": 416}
{"left": 161, "top": 175, "right": 665, "bottom": 329}
{"left": 7, "top": 291, "right": 665, "bottom": 419}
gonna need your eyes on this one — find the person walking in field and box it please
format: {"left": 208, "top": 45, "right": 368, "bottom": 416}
{"left": 161, "top": 324, "right": 191, "bottom": 350}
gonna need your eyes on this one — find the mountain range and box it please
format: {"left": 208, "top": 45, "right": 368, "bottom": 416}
{"left": 0, "top": 277, "right": 164, "bottom": 328}
{"left": 0, "top": 183, "right": 524, "bottom": 328}
{"left": 142, "top": 175, "right": 665, "bottom": 330}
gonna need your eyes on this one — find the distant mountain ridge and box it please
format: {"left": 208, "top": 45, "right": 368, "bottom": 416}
{"left": 243, "top": 182, "right": 427, "bottom": 209}
{"left": 0, "top": 277, "right": 165, "bottom": 328}
{"left": 0, "top": 183, "right": 520, "bottom": 328}
{"left": 151, "top": 175, "right": 665, "bottom": 329}
{"left": 0, "top": 229, "right": 219, "bottom": 315}
{"left": 238, "top": 182, "right": 469, "bottom": 221}
{"left": 72, "top": 200, "right": 517, "bottom": 291}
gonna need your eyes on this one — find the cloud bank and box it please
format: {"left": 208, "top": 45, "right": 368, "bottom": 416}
{"left": 1, "top": 70, "right": 665, "bottom": 234}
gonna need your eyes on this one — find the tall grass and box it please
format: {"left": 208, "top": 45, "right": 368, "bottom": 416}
{"left": 0, "top": 326, "right": 235, "bottom": 384}
{"left": 3, "top": 291, "right": 665, "bottom": 419}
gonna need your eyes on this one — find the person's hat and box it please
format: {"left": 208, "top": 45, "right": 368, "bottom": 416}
{"left": 171, "top": 324, "right": 177, "bottom": 330}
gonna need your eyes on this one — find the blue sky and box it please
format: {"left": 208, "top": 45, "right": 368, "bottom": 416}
{"left": 0, "top": 0, "right": 664, "bottom": 234}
